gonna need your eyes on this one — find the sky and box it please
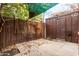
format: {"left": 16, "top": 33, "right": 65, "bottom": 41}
{"left": 44, "top": 3, "right": 73, "bottom": 19}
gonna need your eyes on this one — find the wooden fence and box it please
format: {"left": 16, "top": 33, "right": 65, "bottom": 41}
{"left": 46, "top": 11, "right": 79, "bottom": 43}
{"left": 0, "top": 17, "right": 44, "bottom": 49}
{"left": 1, "top": 11, "right": 79, "bottom": 50}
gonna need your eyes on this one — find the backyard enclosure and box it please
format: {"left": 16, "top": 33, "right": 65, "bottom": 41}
{"left": 46, "top": 11, "right": 79, "bottom": 43}
{"left": 0, "top": 10, "right": 79, "bottom": 50}
{"left": 0, "top": 16, "right": 44, "bottom": 49}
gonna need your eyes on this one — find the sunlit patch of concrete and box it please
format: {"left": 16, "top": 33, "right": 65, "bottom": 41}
{"left": 15, "top": 39, "right": 78, "bottom": 56}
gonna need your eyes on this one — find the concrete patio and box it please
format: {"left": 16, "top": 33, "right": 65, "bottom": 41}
{"left": 15, "top": 39, "right": 78, "bottom": 56}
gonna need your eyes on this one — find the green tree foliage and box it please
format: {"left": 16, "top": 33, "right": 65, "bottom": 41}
{"left": 1, "top": 3, "right": 57, "bottom": 21}
{"left": 2, "top": 3, "right": 29, "bottom": 20}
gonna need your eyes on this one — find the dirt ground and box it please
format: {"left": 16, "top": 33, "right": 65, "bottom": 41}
{"left": 0, "top": 38, "right": 78, "bottom": 56}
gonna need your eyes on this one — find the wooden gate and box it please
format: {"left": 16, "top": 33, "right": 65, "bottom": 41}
{"left": 46, "top": 11, "right": 79, "bottom": 43}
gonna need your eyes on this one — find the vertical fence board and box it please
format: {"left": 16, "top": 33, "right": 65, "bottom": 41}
{"left": 72, "top": 13, "right": 78, "bottom": 43}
